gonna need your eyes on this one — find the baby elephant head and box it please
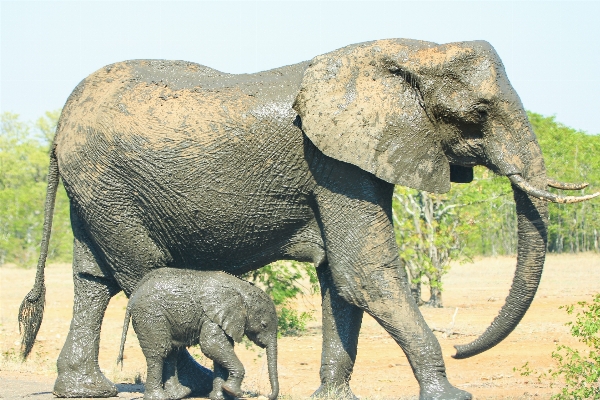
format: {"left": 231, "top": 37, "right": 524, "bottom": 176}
{"left": 200, "top": 276, "right": 279, "bottom": 400}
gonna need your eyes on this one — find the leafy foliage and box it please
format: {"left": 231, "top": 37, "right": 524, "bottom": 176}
{"left": 276, "top": 306, "right": 314, "bottom": 337}
{"left": 0, "top": 111, "right": 72, "bottom": 265}
{"left": 462, "top": 112, "right": 600, "bottom": 256}
{"left": 516, "top": 294, "right": 600, "bottom": 399}
{"left": 532, "top": 112, "right": 600, "bottom": 253}
{"left": 242, "top": 260, "right": 317, "bottom": 336}
{"left": 393, "top": 187, "right": 473, "bottom": 307}
{"left": 392, "top": 111, "right": 600, "bottom": 305}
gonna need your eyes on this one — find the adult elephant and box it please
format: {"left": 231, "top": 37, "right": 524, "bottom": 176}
{"left": 20, "top": 39, "right": 597, "bottom": 400}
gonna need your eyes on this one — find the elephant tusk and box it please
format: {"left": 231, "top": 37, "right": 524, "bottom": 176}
{"left": 510, "top": 175, "right": 600, "bottom": 204}
{"left": 547, "top": 178, "right": 589, "bottom": 191}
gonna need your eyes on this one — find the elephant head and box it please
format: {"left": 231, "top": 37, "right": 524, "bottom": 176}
{"left": 199, "top": 278, "right": 279, "bottom": 400}
{"left": 293, "top": 39, "right": 598, "bottom": 358}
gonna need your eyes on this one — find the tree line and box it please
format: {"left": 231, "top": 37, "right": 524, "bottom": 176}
{"left": 1, "top": 110, "right": 599, "bottom": 306}
{"left": 392, "top": 112, "right": 600, "bottom": 305}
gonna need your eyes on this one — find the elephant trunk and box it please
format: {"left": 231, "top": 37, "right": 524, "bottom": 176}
{"left": 454, "top": 184, "right": 547, "bottom": 358}
{"left": 266, "top": 341, "right": 279, "bottom": 400}
{"left": 454, "top": 137, "right": 549, "bottom": 359}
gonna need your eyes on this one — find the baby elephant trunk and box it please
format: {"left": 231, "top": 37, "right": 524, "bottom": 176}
{"left": 266, "top": 341, "right": 279, "bottom": 400}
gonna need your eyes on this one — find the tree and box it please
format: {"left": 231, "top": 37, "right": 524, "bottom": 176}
{"left": 393, "top": 186, "right": 472, "bottom": 307}
{"left": 392, "top": 112, "right": 600, "bottom": 309}
{"left": 242, "top": 260, "right": 318, "bottom": 336}
{"left": 531, "top": 112, "right": 600, "bottom": 253}
{"left": 0, "top": 111, "right": 71, "bottom": 265}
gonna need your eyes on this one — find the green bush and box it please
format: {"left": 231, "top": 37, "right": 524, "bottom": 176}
{"left": 0, "top": 111, "right": 72, "bottom": 266}
{"left": 242, "top": 260, "right": 318, "bottom": 336}
{"left": 276, "top": 306, "right": 314, "bottom": 337}
{"left": 516, "top": 293, "right": 600, "bottom": 399}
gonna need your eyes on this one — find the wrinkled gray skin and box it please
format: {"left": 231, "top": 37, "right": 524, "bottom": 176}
{"left": 19, "top": 39, "right": 598, "bottom": 400}
{"left": 117, "top": 268, "right": 279, "bottom": 400}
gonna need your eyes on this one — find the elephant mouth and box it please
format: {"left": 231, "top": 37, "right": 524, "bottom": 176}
{"left": 508, "top": 174, "right": 600, "bottom": 204}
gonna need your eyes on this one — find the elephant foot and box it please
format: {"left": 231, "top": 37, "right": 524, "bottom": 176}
{"left": 164, "top": 380, "right": 192, "bottom": 400}
{"left": 222, "top": 381, "right": 243, "bottom": 398}
{"left": 419, "top": 381, "right": 471, "bottom": 400}
{"left": 175, "top": 348, "right": 213, "bottom": 396}
{"left": 143, "top": 388, "right": 170, "bottom": 400}
{"left": 311, "top": 382, "right": 358, "bottom": 400}
{"left": 209, "top": 389, "right": 226, "bottom": 400}
{"left": 210, "top": 387, "right": 237, "bottom": 400}
{"left": 53, "top": 368, "right": 118, "bottom": 398}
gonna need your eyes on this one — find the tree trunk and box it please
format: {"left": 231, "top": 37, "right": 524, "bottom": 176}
{"left": 425, "top": 286, "right": 443, "bottom": 308}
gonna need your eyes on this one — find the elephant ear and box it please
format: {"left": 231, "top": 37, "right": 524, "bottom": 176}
{"left": 293, "top": 39, "right": 451, "bottom": 193}
{"left": 198, "top": 283, "right": 247, "bottom": 343}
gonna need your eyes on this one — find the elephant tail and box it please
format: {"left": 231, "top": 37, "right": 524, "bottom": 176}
{"left": 18, "top": 145, "right": 59, "bottom": 359}
{"left": 117, "top": 304, "right": 132, "bottom": 368}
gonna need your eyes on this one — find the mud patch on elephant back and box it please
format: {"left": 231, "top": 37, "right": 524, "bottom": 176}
{"left": 55, "top": 60, "right": 257, "bottom": 154}
{"left": 112, "top": 84, "right": 259, "bottom": 154}
{"left": 128, "top": 59, "right": 227, "bottom": 91}
{"left": 55, "top": 62, "right": 136, "bottom": 154}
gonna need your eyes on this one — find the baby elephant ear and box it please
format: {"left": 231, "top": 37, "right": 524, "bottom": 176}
{"left": 199, "top": 285, "right": 247, "bottom": 343}
{"left": 293, "top": 39, "right": 451, "bottom": 194}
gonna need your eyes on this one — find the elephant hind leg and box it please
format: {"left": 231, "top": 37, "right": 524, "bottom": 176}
{"left": 134, "top": 315, "right": 173, "bottom": 400}
{"left": 53, "top": 207, "right": 121, "bottom": 397}
{"left": 53, "top": 272, "right": 120, "bottom": 397}
{"left": 163, "top": 348, "right": 192, "bottom": 400}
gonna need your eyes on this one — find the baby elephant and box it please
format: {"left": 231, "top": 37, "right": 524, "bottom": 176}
{"left": 117, "top": 268, "right": 279, "bottom": 400}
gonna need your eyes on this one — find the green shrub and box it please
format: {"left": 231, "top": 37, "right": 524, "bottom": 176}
{"left": 515, "top": 293, "right": 600, "bottom": 399}
{"left": 0, "top": 111, "right": 72, "bottom": 266}
{"left": 276, "top": 306, "right": 314, "bottom": 337}
{"left": 242, "top": 260, "right": 318, "bottom": 336}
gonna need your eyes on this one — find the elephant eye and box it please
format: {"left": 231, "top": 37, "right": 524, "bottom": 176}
{"left": 475, "top": 106, "right": 488, "bottom": 123}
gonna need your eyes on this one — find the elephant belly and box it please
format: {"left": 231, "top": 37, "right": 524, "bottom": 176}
{"left": 140, "top": 184, "right": 319, "bottom": 271}
{"left": 58, "top": 127, "right": 322, "bottom": 278}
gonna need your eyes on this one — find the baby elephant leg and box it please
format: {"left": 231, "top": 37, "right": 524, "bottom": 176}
{"left": 200, "top": 322, "right": 244, "bottom": 399}
{"left": 135, "top": 316, "right": 172, "bottom": 400}
{"left": 209, "top": 362, "right": 233, "bottom": 400}
{"left": 163, "top": 348, "right": 192, "bottom": 400}
{"left": 142, "top": 351, "right": 168, "bottom": 400}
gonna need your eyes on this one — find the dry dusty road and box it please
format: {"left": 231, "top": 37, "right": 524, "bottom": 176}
{"left": 1, "top": 253, "right": 599, "bottom": 399}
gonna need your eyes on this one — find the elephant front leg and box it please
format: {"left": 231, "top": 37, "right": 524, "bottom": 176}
{"left": 209, "top": 362, "right": 231, "bottom": 400}
{"left": 312, "top": 167, "right": 471, "bottom": 400}
{"left": 313, "top": 263, "right": 363, "bottom": 400}
{"left": 199, "top": 322, "right": 244, "bottom": 399}
{"left": 53, "top": 272, "right": 119, "bottom": 398}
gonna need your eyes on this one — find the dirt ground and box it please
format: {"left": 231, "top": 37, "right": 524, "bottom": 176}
{"left": 1, "top": 253, "right": 598, "bottom": 399}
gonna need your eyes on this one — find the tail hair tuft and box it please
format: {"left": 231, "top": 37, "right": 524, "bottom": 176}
{"left": 18, "top": 285, "right": 46, "bottom": 359}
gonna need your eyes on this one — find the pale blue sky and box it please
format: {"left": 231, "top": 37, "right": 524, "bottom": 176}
{"left": 2, "top": 1, "right": 599, "bottom": 134}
